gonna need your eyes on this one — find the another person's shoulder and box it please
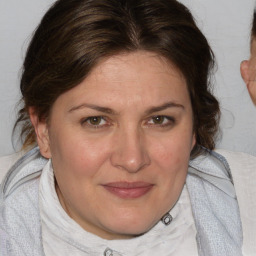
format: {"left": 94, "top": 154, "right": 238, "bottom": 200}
{"left": 215, "top": 148, "right": 256, "bottom": 203}
{"left": 215, "top": 148, "right": 256, "bottom": 172}
{"left": 215, "top": 148, "right": 256, "bottom": 256}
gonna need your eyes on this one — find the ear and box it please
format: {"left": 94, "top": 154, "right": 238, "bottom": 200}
{"left": 240, "top": 60, "right": 256, "bottom": 105}
{"left": 29, "top": 107, "right": 52, "bottom": 158}
{"left": 240, "top": 60, "right": 250, "bottom": 84}
{"left": 248, "top": 82, "right": 256, "bottom": 105}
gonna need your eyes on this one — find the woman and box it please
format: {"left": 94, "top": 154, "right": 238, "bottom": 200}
{"left": 0, "top": 0, "right": 244, "bottom": 255}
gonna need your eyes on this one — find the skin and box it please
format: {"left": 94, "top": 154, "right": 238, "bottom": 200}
{"left": 240, "top": 39, "right": 256, "bottom": 105}
{"left": 30, "top": 51, "right": 196, "bottom": 240}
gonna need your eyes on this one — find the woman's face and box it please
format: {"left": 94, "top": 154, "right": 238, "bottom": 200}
{"left": 34, "top": 51, "right": 195, "bottom": 239}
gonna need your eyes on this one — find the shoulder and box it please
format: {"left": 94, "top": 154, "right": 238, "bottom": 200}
{"left": 215, "top": 149, "right": 256, "bottom": 256}
{"left": 0, "top": 178, "right": 41, "bottom": 253}
{"left": 214, "top": 149, "right": 256, "bottom": 205}
{"left": 215, "top": 149, "right": 256, "bottom": 169}
{"left": 0, "top": 149, "right": 45, "bottom": 256}
{"left": 0, "top": 151, "right": 24, "bottom": 183}
{"left": 214, "top": 149, "right": 256, "bottom": 199}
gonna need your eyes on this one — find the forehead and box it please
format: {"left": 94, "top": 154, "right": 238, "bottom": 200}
{"left": 92, "top": 51, "right": 184, "bottom": 82}
{"left": 78, "top": 51, "right": 186, "bottom": 96}
{"left": 51, "top": 50, "right": 191, "bottom": 113}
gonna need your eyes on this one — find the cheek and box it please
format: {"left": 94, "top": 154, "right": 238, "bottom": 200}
{"left": 151, "top": 133, "right": 193, "bottom": 167}
{"left": 49, "top": 130, "right": 111, "bottom": 179}
{"left": 150, "top": 138, "right": 190, "bottom": 211}
{"left": 149, "top": 131, "right": 193, "bottom": 194}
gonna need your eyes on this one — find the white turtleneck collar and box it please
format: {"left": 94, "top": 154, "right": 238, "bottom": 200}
{"left": 39, "top": 160, "right": 198, "bottom": 256}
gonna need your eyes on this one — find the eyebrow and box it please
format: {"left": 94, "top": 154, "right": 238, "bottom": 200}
{"left": 68, "top": 101, "right": 184, "bottom": 115}
{"left": 145, "top": 102, "right": 184, "bottom": 115}
{"left": 68, "top": 103, "right": 116, "bottom": 114}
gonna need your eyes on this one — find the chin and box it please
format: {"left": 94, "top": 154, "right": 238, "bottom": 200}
{"left": 102, "top": 215, "right": 158, "bottom": 239}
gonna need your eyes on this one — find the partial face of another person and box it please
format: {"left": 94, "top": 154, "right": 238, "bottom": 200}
{"left": 31, "top": 51, "right": 196, "bottom": 240}
{"left": 241, "top": 39, "right": 256, "bottom": 105}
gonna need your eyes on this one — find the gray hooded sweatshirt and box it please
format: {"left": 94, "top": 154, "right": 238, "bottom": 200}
{"left": 0, "top": 147, "right": 243, "bottom": 256}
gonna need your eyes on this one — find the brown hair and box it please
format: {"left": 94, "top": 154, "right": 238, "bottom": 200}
{"left": 14, "top": 0, "right": 220, "bottom": 157}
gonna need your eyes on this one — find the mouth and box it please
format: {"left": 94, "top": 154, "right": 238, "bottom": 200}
{"left": 102, "top": 182, "right": 154, "bottom": 199}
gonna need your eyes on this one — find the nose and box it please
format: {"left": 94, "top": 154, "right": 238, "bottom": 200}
{"left": 110, "top": 127, "right": 150, "bottom": 173}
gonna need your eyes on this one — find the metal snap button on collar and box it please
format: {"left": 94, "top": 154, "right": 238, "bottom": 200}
{"left": 104, "top": 248, "right": 123, "bottom": 256}
{"left": 104, "top": 248, "right": 114, "bottom": 256}
{"left": 161, "top": 213, "right": 173, "bottom": 226}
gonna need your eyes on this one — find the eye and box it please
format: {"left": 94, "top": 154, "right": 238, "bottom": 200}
{"left": 146, "top": 115, "right": 175, "bottom": 127}
{"left": 151, "top": 116, "right": 165, "bottom": 124}
{"left": 81, "top": 116, "right": 108, "bottom": 128}
{"left": 88, "top": 116, "right": 105, "bottom": 125}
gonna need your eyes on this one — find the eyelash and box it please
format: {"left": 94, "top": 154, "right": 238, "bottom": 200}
{"left": 80, "top": 115, "right": 175, "bottom": 129}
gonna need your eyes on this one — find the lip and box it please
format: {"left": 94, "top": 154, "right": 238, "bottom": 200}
{"left": 102, "top": 182, "right": 154, "bottom": 199}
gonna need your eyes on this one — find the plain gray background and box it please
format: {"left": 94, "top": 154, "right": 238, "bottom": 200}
{"left": 1, "top": 0, "right": 256, "bottom": 157}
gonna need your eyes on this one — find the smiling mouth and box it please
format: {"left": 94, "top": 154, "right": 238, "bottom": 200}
{"left": 102, "top": 182, "right": 154, "bottom": 199}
